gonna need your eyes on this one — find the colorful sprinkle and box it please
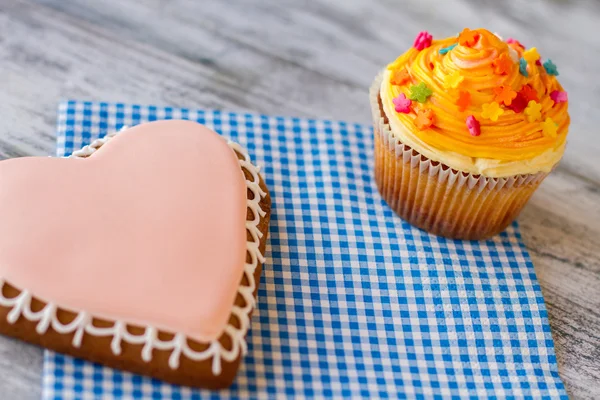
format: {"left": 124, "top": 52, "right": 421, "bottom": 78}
{"left": 523, "top": 47, "right": 541, "bottom": 63}
{"left": 466, "top": 115, "right": 481, "bottom": 137}
{"left": 519, "top": 58, "right": 529, "bottom": 77}
{"left": 413, "top": 31, "right": 433, "bottom": 50}
{"left": 415, "top": 109, "right": 435, "bottom": 130}
{"left": 481, "top": 102, "right": 504, "bottom": 122}
{"left": 492, "top": 53, "right": 513, "bottom": 75}
{"left": 506, "top": 38, "right": 525, "bottom": 48}
{"left": 443, "top": 70, "right": 464, "bottom": 89}
{"left": 508, "top": 93, "right": 528, "bottom": 113}
{"left": 543, "top": 59, "right": 559, "bottom": 76}
{"left": 439, "top": 43, "right": 457, "bottom": 55}
{"left": 408, "top": 82, "right": 433, "bottom": 103}
{"left": 458, "top": 28, "right": 480, "bottom": 47}
{"left": 390, "top": 68, "right": 411, "bottom": 85}
{"left": 550, "top": 90, "right": 568, "bottom": 104}
{"left": 392, "top": 93, "right": 412, "bottom": 114}
{"left": 524, "top": 101, "right": 542, "bottom": 122}
{"left": 519, "top": 84, "right": 539, "bottom": 103}
{"left": 542, "top": 117, "right": 558, "bottom": 138}
{"left": 493, "top": 85, "right": 518, "bottom": 106}
{"left": 456, "top": 91, "right": 471, "bottom": 112}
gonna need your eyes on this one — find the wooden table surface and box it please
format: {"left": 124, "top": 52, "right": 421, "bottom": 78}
{"left": 0, "top": 0, "right": 598, "bottom": 398}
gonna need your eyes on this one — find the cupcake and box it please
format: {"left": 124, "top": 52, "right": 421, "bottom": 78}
{"left": 370, "top": 28, "right": 570, "bottom": 240}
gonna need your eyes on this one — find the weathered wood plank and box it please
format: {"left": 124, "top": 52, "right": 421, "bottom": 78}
{"left": 34, "top": 0, "right": 600, "bottom": 183}
{"left": 520, "top": 169, "right": 600, "bottom": 399}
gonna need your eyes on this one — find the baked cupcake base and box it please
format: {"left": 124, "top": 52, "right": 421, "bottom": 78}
{"left": 370, "top": 73, "right": 547, "bottom": 240}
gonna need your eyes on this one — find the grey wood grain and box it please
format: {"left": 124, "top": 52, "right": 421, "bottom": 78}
{"left": 0, "top": 0, "right": 597, "bottom": 398}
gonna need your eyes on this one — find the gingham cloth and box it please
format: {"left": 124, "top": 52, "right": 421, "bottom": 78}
{"left": 41, "top": 101, "right": 567, "bottom": 399}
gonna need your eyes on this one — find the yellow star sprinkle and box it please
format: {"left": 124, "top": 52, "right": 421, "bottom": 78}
{"left": 443, "top": 70, "right": 464, "bottom": 89}
{"left": 542, "top": 117, "right": 558, "bottom": 138}
{"left": 522, "top": 47, "right": 540, "bottom": 63}
{"left": 481, "top": 102, "right": 504, "bottom": 122}
{"left": 524, "top": 100, "right": 542, "bottom": 122}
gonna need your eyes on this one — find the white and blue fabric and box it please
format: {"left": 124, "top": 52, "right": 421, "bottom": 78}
{"left": 42, "top": 101, "right": 567, "bottom": 399}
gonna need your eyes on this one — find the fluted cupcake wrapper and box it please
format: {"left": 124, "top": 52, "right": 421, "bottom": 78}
{"left": 369, "top": 72, "right": 548, "bottom": 240}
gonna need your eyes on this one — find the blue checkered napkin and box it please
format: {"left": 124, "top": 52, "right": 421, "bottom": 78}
{"left": 41, "top": 101, "right": 567, "bottom": 399}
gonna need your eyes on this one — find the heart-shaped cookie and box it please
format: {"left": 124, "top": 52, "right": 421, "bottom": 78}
{"left": 0, "top": 120, "right": 271, "bottom": 388}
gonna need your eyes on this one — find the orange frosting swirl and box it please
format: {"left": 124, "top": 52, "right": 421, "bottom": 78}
{"left": 384, "top": 29, "right": 570, "bottom": 162}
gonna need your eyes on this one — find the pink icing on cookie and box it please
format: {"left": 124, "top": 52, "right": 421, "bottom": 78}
{"left": 0, "top": 120, "right": 248, "bottom": 342}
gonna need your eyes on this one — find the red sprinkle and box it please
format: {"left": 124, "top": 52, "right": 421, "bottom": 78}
{"left": 466, "top": 115, "right": 481, "bottom": 136}
{"left": 519, "top": 84, "right": 539, "bottom": 103}
{"left": 392, "top": 93, "right": 412, "bottom": 113}
{"left": 509, "top": 93, "right": 528, "bottom": 113}
{"left": 550, "top": 90, "right": 568, "bottom": 104}
{"left": 413, "top": 31, "right": 433, "bottom": 50}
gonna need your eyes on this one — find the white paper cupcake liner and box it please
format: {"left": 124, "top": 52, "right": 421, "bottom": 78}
{"left": 369, "top": 72, "right": 548, "bottom": 239}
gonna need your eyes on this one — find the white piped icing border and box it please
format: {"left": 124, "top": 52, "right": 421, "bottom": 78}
{"left": 0, "top": 128, "right": 267, "bottom": 376}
